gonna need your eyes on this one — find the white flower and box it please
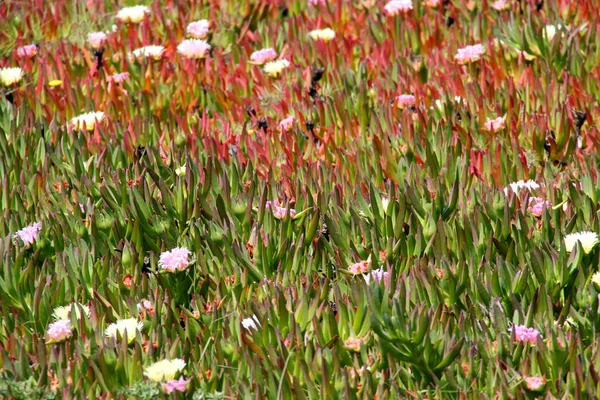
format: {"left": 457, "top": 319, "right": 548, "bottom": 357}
{"left": 503, "top": 180, "right": 540, "bottom": 195}
{"left": 263, "top": 59, "right": 290, "bottom": 78}
{"left": 70, "top": 111, "right": 105, "bottom": 131}
{"left": 543, "top": 24, "right": 564, "bottom": 41}
{"left": 105, "top": 318, "right": 143, "bottom": 344}
{"left": 116, "top": 5, "right": 150, "bottom": 23}
{"left": 0, "top": 67, "right": 24, "bottom": 86}
{"left": 591, "top": 272, "right": 600, "bottom": 287}
{"left": 308, "top": 28, "right": 336, "bottom": 42}
{"left": 52, "top": 303, "right": 91, "bottom": 320}
{"left": 144, "top": 359, "right": 186, "bottom": 382}
{"left": 175, "top": 165, "right": 186, "bottom": 176}
{"left": 241, "top": 315, "right": 260, "bottom": 332}
{"left": 564, "top": 231, "right": 599, "bottom": 254}
{"left": 381, "top": 197, "right": 390, "bottom": 212}
{"left": 131, "top": 45, "right": 165, "bottom": 60}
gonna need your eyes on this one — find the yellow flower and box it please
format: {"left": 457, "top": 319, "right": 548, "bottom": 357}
{"left": 105, "top": 318, "right": 143, "bottom": 344}
{"left": 263, "top": 60, "right": 290, "bottom": 78}
{"left": 0, "top": 67, "right": 24, "bottom": 86}
{"left": 48, "top": 80, "right": 63, "bottom": 87}
{"left": 116, "top": 5, "right": 150, "bottom": 23}
{"left": 308, "top": 28, "right": 336, "bottom": 42}
{"left": 144, "top": 358, "right": 186, "bottom": 382}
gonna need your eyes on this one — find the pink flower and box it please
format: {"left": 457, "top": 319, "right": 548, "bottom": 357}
{"left": 364, "top": 268, "right": 391, "bottom": 285}
{"left": 266, "top": 200, "right": 296, "bottom": 219}
{"left": 384, "top": 0, "right": 413, "bottom": 15}
{"left": 455, "top": 44, "right": 485, "bottom": 64}
{"left": 186, "top": 20, "right": 210, "bottom": 39}
{"left": 348, "top": 260, "right": 370, "bottom": 275}
{"left": 162, "top": 377, "right": 190, "bottom": 394}
{"left": 177, "top": 39, "right": 211, "bottom": 59}
{"left": 424, "top": 0, "right": 440, "bottom": 6}
{"left": 491, "top": 0, "right": 509, "bottom": 10}
{"left": 524, "top": 376, "right": 546, "bottom": 391}
{"left": 512, "top": 325, "right": 541, "bottom": 344}
{"left": 14, "top": 222, "right": 42, "bottom": 246}
{"left": 158, "top": 247, "right": 192, "bottom": 272}
{"left": 278, "top": 116, "right": 295, "bottom": 132}
{"left": 396, "top": 94, "right": 416, "bottom": 109}
{"left": 109, "top": 72, "right": 129, "bottom": 83}
{"left": 88, "top": 32, "right": 108, "bottom": 49}
{"left": 309, "top": 0, "right": 327, "bottom": 5}
{"left": 17, "top": 44, "right": 37, "bottom": 58}
{"left": 46, "top": 319, "right": 72, "bottom": 344}
{"left": 528, "top": 197, "right": 551, "bottom": 216}
{"left": 484, "top": 116, "right": 505, "bottom": 131}
{"left": 250, "top": 48, "right": 277, "bottom": 65}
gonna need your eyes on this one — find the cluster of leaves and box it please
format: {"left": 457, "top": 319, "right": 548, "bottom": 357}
{"left": 1, "top": 0, "right": 600, "bottom": 398}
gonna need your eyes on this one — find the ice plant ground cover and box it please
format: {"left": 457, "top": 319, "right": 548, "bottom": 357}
{"left": 1, "top": 0, "right": 600, "bottom": 398}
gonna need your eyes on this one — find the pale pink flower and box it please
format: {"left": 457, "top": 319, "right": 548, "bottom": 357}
{"left": 46, "top": 319, "right": 72, "bottom": 344}
{"left": 492, "top": 0, "right": 509, "bottom": 10}
{"left": 384, "top": 0, "right": 413, "bottom": 15}
{"left": 524, "top": 376, "right": 546, "bottom": 391}
{"left": 344, "top": 337, "right": 366, "bottom": 351}
{"left": 266, "top": 200, "right": 296, "bottom": 219}
{"left": 309, "top": 0, "right": 327, "bottom": 5}
{"left": 364, "top": 268, "right": 391, "bottom": 285}
{"left": 528, "top": 197, "right": 550, "bottom": 217}
{"left": 17, "top": 44, "right": 37, "bottom": 58}
{"left": 424, "top": 0, "right": 440, "bottom": 6}
{"left": 484, "top": 116, "right": 506, "bottom": 131}
{"left": 278, "top": 116, "right": 295, "bottom": 131}
{"left": 455, "top": 44, "right": 485, "bottom": 64}
{"left": 88, "top": 32, "right": 108, "bottom": 49}
{"left": 14, "top": 222, "right": 42, "bottom": 246}
{"left": 396, "top": 94, "right": 416, "bottom": 109}
{"left": 186, "top": 20, "right": 210, "bottom": 39}
{"left": 109, "top": 72, "right": 129, "bottom": 83}
{"left": 348, "top": 260, "right": 370, "bottom": 275}
{"left": 177, "top": 39, "right": 211, "bottom": 59}
{"left": 162, "top": 377, "right": 190, "bottom": 394}
{"left": 512, "top": 325, "right": 540, "bottom": 344}
{"left": 249, "top": 48, "right": 277, "bottom": 65}
{"left": 137, "top": 299, "right": 155, "bottom": 317}
{"left": 158, "top": 247, "right": 192, "bottom": 272}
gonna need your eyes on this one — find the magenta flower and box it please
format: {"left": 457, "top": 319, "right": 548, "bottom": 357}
{"left": 384, "top": 0, "right": 413, "bottom": 15}
{"left": 278, "top": 116, "right": 295, "bottom": 132}
{"left": 109, "top": 72, "right": 129, "bottom": 84}
{"left": 158, "top": 247, "right": 192, "bottom": 272}
{"left": 46, "top": 319, "right": 72, "bottom": 344}
{"left": 162, "top": 377, "right": 190, "bottom": 394}
{"left": 17, "top": 44, "right": 38, "bottom": 58}
{"left": 512, "top": 325, "right": 541, "bottom": 344}
{"left": 88, "top": 32, "right": 108, "bottom": 49}
{"left": 186, "top": 20, "right": 210, "bottom": 39}
{"left": 396, "top": 94, "right": 416, "bottom": 109}
{"left": 249, "top": 48, "right": 277, "bottom": 65}
{"left": 455, "top": 44, "right": 485, "bottom": 64}
{"left": 528, "top": 197, "right": 551, "bottom": 217}
{"left": 14, "top": 222, "right": 42, "bottom": 246}
{"left": 177, "top": 39, "right": 211, "bottom": 59}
